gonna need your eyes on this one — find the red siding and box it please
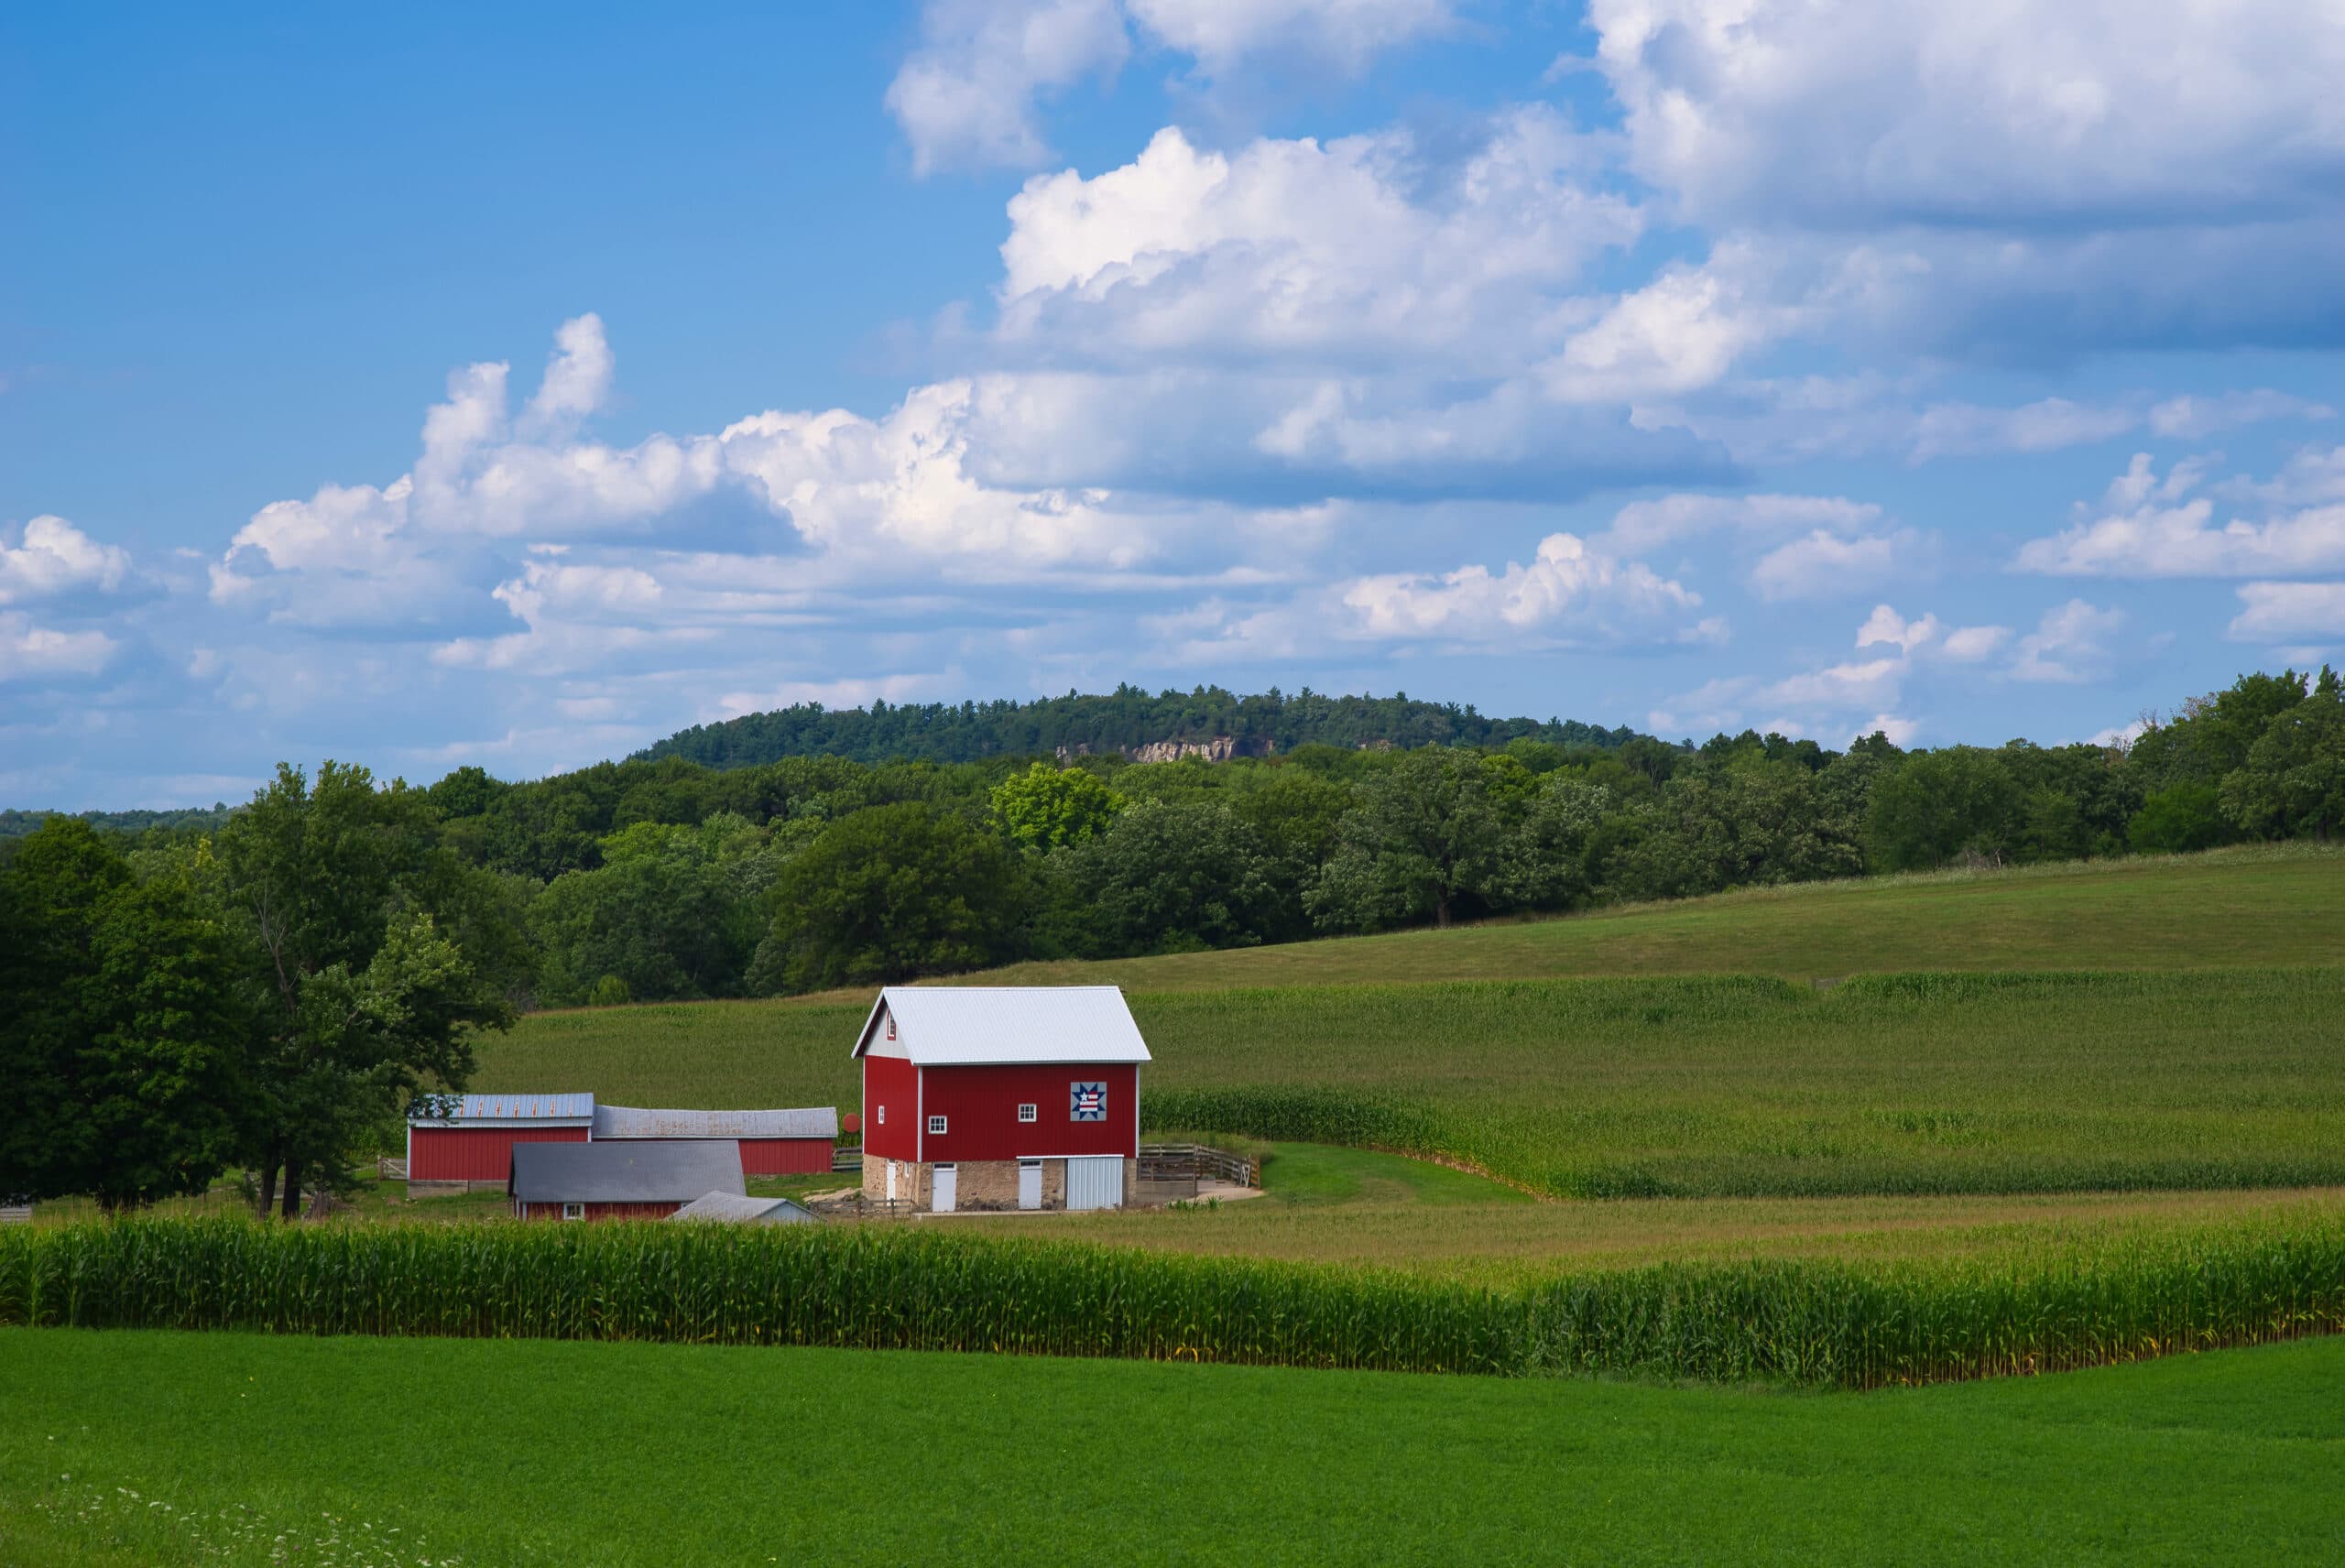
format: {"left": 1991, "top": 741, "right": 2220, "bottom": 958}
{"left": 409, "top": 1125, "right": 587, "bottom": 1181}
{"left": 517, "top": 1201, "right": 681, "bottom": 1222}
{"left": 739, "top": 1138, "right": 833, "bottom": 1175}
{"left": 862, "top": 1055, "right": 921, "bottom": 1161}
{"left": 919, "top": 1063, "right": 1140, "bottom": 1162}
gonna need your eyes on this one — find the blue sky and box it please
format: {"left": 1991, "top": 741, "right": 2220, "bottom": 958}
{"left": 5, "top": 1, "right": 2342, "bottom": 807}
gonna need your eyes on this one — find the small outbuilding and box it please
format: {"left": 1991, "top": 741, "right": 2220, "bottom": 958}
{"left": 407, "top": 1093, "right": 594, "bottom": 1194}
{"left": 508, "top": 1139, "right": 746, "bottom": 1221}
{"left": 856, "top": 985, "right": 1151, "bottom": 1214}
{"left": 670, "top": 1192, "right": 818, "bottom": 1225}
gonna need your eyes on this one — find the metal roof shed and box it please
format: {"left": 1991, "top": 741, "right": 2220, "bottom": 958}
{"left": 508, "top": 1140, "right": 746, "bottom": 1221}
{"left": 670, "top": 1192, "right": 819, "bottom": 1225}
{"left": 408, "top": 1093, "right": 596, "bottom": 1184}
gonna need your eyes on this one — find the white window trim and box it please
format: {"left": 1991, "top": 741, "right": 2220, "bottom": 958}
{"left": 1017, "top": 1103, "right": 1037, "bottom": 1123}
{"left": 928, "top": 1114, "right": 948, "bottom": 1136}
{"left": 561, "top": 1202, "right": 584, "bottom": 1221}
{"left": 876, "top": 1105, "right": 885, "bottom": 1125}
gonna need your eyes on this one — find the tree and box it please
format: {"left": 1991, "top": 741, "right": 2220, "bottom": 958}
{"left": 1304, "top": 749, "right": 1514, "bottom": 931}
{"left": 0, "top": 820, "right": 244, "bottom": 1211}
{"left": 216, "top": 762, "right": 516, "bottom": 1217}
{"left": 2221, "top": 675, "right": 2345, "bottom": 841}
{"left": 2128, "top": 783, "right": 2227, "bottom": 854}
{"left": 1053, "top": 800, "right": 1282, "bottom": 954}
{"left": 1862, "top": 748, "right": 2020, "bottom": 872}
{"left": 989, "top": 762, "right": 1126, "bottom": 852}
{"left": 747, "top": 802, "right": 1026, "bottom": 995}
{"left": 528, "top": 816, "right": 766, "bottom": 1005}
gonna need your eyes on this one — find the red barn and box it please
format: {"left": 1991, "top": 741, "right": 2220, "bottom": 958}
{"left": 855, "top": 985, "right": 1151, "bottom": 1213}
{"left": 406, "top": 1094, "right": 594, "bottom": 1194}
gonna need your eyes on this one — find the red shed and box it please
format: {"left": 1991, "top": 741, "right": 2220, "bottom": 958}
{"left": 855, "top": 985, "right": 1151, "bottom": 1214}
{"left": 406, "top": 1093, "right": 593, "bottom": 1193}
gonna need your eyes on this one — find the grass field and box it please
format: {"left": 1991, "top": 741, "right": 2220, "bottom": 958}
{"left": 483, "top": 966, "right": 2345, "bottom": 1198}
{"left": 5, "top": 1328, "right": 2340, "bottom": 1566}
{"left": 963, "top": 843, "right": 2345, "bottom": 991}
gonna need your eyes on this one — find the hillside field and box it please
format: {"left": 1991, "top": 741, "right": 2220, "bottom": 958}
{"left": 5, "top": 1328, "right": 2341, "bottom": 1566}
{"left": 485, "top": 964, "right": 2345, "bottom": 1200}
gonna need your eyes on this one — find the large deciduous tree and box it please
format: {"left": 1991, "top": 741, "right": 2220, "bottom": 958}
{"left": 216, "top": 762, "right": 517, "bottom": 1217}
{"left": 747, "top": 801, "right": 1026, "bottom": 995}
{"left": 0, "top": 820, "right": 244, "bottom": 1211}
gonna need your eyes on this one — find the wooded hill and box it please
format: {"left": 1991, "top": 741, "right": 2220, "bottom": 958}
{"left": 636, "top": 685, "right": 1647, "bottom": 768}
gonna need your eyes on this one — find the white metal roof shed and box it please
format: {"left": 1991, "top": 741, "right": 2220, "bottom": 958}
{"left": 852, "top": 985, "right": 1152, "bottom": 1066}
{"left": 593, "top": 1105, "right": 837, "bottom": 1140}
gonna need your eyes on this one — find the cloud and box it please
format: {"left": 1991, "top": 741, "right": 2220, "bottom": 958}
{"left": 1539, "top": 246, "right": 1795, "bottom": 403}
{"left": 1125, "top": 0, "right": 1456, "bottom": 75}
{"left": 886, "top": 0, "right": 1459, "bottom": 175}
{"left": 885, "top": 0, "right": 1129, "bottom": 176}
{"left": 0, "top": 516, "right": 131, "bottom": 604}
{"left": 2228, "top": 582, "right": 2345, "bottom": 642}
{"left": 2014, "top": 453, "right": 2345, "bottom": 577}
{"left": 1334, "top": 531, "right": 1704, "bottom": 645}
{"left": 0, "top": 612, "right": 117, "bottom": 681}
{"left": 1749, "top": 529, "right": 1912, "bottom": 603}
{"left": 1856, "top": 604, "right": 2010, "bottom": 660}
{"left": 1589, "top": 0, "right": 2345, "bottom": 231}
{"left": 2011, "top": 598, "right": 2126, "bottom": 682}
{"left": 520, "top": 312, "right": 616, "bottom": 435}
{"left": 995, "top": 111, "right": 1640, "bottom": 368}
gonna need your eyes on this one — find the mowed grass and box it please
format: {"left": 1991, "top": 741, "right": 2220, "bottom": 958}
{"left": 5, "top": 1328, "right": 2342, "bottom": 1566}
{"left": 484, "top": 966, "right": 2345, "bottom": 1198}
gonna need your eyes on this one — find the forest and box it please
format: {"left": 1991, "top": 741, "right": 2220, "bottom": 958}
{"left": 2, "top": 666, "right": 2339, "bottom": 1212}
{"left": 637, "top": 684, "right": 1644, "bottom": 768}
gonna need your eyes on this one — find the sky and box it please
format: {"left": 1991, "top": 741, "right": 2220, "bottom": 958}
{"left": 5, "top": 1, "right": 2343, "bottom": 809}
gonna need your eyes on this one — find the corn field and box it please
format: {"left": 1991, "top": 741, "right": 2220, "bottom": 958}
{"left": 4, "top": 1215, "right": 2341, "bottom": 1388}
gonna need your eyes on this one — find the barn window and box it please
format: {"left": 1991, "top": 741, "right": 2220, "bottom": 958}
{"left": 1018, "top": 1104, "right": 1037, "bottom": 1123}
{"left": 928, "top": 1114, "right": 948, "bottom": 1135}
{"left": 561, "top": 1203, "right": 584, "bottom": 1222}
{"left": 876, "top": 1105, "right": 885, "bottom": 1126}
{"left": 886, "top": 1013, "right": 896, "bottom": 1041}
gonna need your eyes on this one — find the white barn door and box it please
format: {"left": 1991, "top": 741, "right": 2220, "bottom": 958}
{"left": 1066, "top": 1156, "right": 1121, "bottom": 1211}
{"left": 1018, "top": 1160, "right": 1042, "bottom": 1210}
{"left": 931, "top": 1164, "right": 956, "bottom": 1213}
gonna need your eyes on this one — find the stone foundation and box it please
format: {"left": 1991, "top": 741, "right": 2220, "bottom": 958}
{"left": 860, "top": 1156, "right": 1135, "bottom": 1212}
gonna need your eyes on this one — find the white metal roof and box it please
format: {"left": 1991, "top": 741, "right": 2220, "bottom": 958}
{"left": 853, "top": 985, "right": 1151, "bottom": 1066}
{"left": 411, "top": 1092, "right": 595, "bottom": 1126}
{"left": 671, "top": 1192, "right": 817, "bottom": 1225}
{"left": 594, "top": 1105, "right": 837, "bottom": 1140}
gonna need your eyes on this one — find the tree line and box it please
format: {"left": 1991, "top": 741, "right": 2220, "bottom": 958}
{"left": 4, "top": 666, "right": 2339, "bottom": 1211}
{"left": 636, "top": 683, "right": 1642, "bottom": 768}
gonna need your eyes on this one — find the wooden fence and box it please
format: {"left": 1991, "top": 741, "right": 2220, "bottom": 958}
{"left": 1137, "top": 1143, "right": 1260, "bottom": 1189}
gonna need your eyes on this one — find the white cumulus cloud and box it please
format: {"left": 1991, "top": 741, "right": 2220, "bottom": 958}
{"left": 0, "top": 516, "right": 131, "bottom": 604}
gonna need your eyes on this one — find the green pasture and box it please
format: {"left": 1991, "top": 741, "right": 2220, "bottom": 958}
{"left": 5, "top": 1328, "right": 2340, "bottom": 1566}
{"left": 483, "top": 965, "right": 2345, "bottom": 1198}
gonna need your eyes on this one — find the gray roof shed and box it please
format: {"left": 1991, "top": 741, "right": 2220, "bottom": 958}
{"left": 670, "top": 1192, "right": 819, "bottom": 1225}
{"left": 508, "top": 1140, "right": 746, "bottom": 1204}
